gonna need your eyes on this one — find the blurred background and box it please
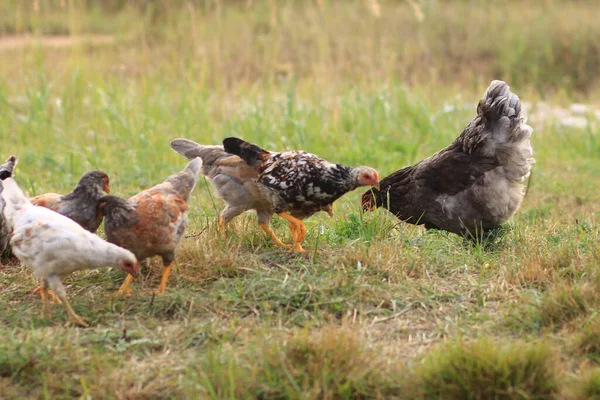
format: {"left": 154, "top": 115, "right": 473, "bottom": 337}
{"left": 1, "top": 0, "right": 599, "bottom": 96}
{"left": 0, "top": 0, "right": 598, "bottom": 195}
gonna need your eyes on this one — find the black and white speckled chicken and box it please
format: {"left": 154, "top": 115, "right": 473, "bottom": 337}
{"left": 362, "top": 80, "right": 534, "bottom": 238}
{"left": 222, "top": 137, "right": 379, "bottom": 252}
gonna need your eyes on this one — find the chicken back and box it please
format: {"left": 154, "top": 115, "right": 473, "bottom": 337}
{"left": 99, "top": 157, "right": 202, "bottom": 294}
{"left": 362, "top": 80, "right": 534, "bottom": 238}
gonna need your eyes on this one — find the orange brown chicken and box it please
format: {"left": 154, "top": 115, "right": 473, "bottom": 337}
{"left": 98, "top": 158, "right": 202, "bottom": 295}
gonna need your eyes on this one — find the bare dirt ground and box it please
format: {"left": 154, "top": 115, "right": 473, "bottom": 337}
{"left": 0, "top": 34, "right": 114, "bottom": 51}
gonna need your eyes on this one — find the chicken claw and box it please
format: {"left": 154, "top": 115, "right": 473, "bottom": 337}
{"left": 59, "top": 296, "right": 89, "bottom": 328}
{"left": 33, "top": 286, "right": 62, "bottom": 303}
{"left": 64, "top": 315, "right": 89, "bottom": 328}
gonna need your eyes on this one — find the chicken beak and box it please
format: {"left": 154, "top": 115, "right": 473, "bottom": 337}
{"left": 131, "top": 261, "right": 140, "bottom": 276}
{"left": 373, "top": 183, "right": 380, "bottom": 191}
{"left": 121, "top": 261, "right": 140, "bottom": 276}
{"left": 104, "top": 184, "right": 111, "bottom": 194}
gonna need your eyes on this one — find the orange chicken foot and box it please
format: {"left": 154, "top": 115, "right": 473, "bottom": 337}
{"left": 277, "top": 213, "right": 307, "bottom": 253}
{"left": 259, "top": 223, "right": 292, "bottom": 249}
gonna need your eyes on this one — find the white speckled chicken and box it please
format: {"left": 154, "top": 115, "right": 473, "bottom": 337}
{"left": 362, "top": 80, "right": 534, "bottom": 238}
{"left": 99, "top": 158, "right": 202, "bottom": 295}
{"left": 222, "top": 138, "right": 379, "bottom": 252}
{"left": 0, "top": 178, "right": 139, "bottom": 327}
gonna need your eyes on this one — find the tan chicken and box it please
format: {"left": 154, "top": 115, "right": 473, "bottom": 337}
{"left": 99, "top": 158, "right": 202, "bottom": 295}
{"left": 30, "top": 170, "right": 110, "bottom": 233}
{"left": 0, "top": 177, "right": 139, "bottom": 327}
{"left": 169, "top": 139, "right": 294, "bottom": 248}
{"left": 362, "top": 80, "right": 534, "bottom": 238}
{"left": 222, "top": 137, "right": 379, "bottom": 252}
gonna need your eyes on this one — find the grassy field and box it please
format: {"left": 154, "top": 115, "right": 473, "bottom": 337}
{"left": 1, "top": 1, "right": 599, "bottom": 398}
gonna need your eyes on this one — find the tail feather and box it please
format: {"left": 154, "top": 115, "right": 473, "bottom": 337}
{"left": 478, "top": 80, "right": 521, "bottom": 122}
{"left": 477, "top": 80, "right": 534, "bottom": 182}
{"left": 170, "top": 139, "right": 229, "bottom": 165}
{"left": 0, "top": 156, "right": 17, "bottom": 180}
{"left": 0, "top": 178, "right": 31, "bottom": 222}
{"left": 184, "top": 157, "right": 203, "bottom": 177}
{"left": 165, "top": 158, "right": 203, "bottom": 201}
{"left": 222, "top": 137, "right": 269, "bottom": 167}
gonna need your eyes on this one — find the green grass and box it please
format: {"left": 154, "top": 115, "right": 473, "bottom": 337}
{"left": 0, "top": 0, "right": 599, "bottom": 398}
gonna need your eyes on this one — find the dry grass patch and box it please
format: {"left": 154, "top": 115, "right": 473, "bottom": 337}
{"left": 411, "top": 339, "right": 560, "bottom": 400}
{"left": 567, "top": 368, "right": 600, "bottom": 400}
{"left": 573, "top": 318, "right": 600, "bottom": 364}
{"left": 186, "top": 325, "right": 403, "bottom": 399}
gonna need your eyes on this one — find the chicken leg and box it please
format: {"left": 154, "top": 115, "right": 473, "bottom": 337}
{"left": 47, "top": 276, "right": 89, "bottom": 328}
{"left": 155, "top": 263, "right": 173, "bottom": 294}
{"left": 61, "top": 296, "right": 89, "bottom": 328}
{"left": 33, "top": 281, "right": 62, "bottom": 303}
{"left": 40, "top": 280, "right": 51, "bottom": 315}
{"left": 259, "top": 223, "right": 292, "bottom": 249}
{"left": 277, "top": 213, "right": 307, "bottom": 253}
{"left": 116, "top": 274, "right": 134, "bottom": 295}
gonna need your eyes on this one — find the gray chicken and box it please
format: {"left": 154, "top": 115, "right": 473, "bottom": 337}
{"left": 30, "top": 170, "right": 110, "bottom": 233}
{"left": 0, "top": 155, "right": 17, "bottom": 259}
{"left": 169, "top": 139, "right": 292, "bottom": 248}
{"left": 362, "top": 80, "right": 534, "bottom": 238}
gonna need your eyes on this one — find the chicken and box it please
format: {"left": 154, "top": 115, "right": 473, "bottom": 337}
{"left": 0, "top": 156, "right": 16, "bottom": 181}
{"left": 362, "top": 80, "right": 534, "bottom": 238}
{"left": 98, "top": 158, "right": 202, "bottom": 295}
{"left": 0, "top": 155, "right": 17, "bottom": 258}
{"left": 30, "top": 170, "right": 110, "bottom": 233}
{"left": 169, "top": 138, "right": 294, "bottom": 248}
{"left": 222, "top": 137, "right": 380, "bottom": 252}
{"left": 0, "top": 177, "right": 139, "bottom": 327}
